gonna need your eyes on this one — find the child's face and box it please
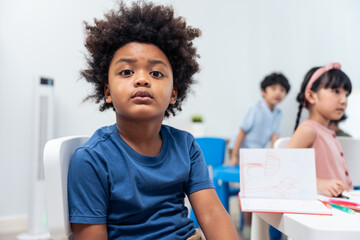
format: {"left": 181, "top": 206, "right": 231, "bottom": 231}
{"left": 261, "top": 84, "right": 287, "bottom": 108}
{"left": 105, "top": 42, "right": 177, "bottom": 121}
{"left": 311, "top": 87, "right": 348, "bottom": 121}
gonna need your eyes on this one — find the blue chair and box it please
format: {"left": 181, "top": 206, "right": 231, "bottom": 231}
{"left": 189, "top": 137, "right": 242, "bottom": 229}
{"left": 189, "top": 137, "right": 226, "bottom": 227}
{"left": 196, "top": 137, "right": 226, "bottom": 168}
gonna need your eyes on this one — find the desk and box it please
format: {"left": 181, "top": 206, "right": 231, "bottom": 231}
{"left": 212, "top": 166, "right": 239, "bottom": 211}
{"left": 251, "top": 208, "right": 360, "bottom": 240}
{"left": 213, "top": 166, "right": 360, "bottom": 239}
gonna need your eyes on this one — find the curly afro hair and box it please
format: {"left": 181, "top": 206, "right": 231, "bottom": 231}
{"left": 81, "top": 0, "right": 201, "bottom": 117}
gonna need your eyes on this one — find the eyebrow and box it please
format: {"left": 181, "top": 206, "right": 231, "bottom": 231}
{"left": 148, "top": 59, "right": 168, "bottom": 68}
{"left": 114, "top": 58, "right": 137, "bottom": 65}
{"left": 114, "top": 58, "right": 168, "bottom": 68}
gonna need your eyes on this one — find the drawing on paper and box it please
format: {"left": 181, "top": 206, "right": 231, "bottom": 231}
{"left": 240, "top": 149, "right": 299, "bottom": 199}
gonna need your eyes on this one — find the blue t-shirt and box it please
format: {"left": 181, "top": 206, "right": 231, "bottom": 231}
{"left": 240, "top": 99, "right": 282, "bottom": 148}
{"left": 68, "top": 124, "right": 214, "bottom": 240}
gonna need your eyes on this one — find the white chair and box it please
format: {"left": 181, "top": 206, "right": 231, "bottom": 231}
{"left": 273, "top": 137, "right": 291, "bottom": 149}
{"left": 269, "top": 137, "right": 291, "bottom": 240}
{"left": 43, "top": 136, "right": 89, "bottom": 240}
{"left": 337, "top": 137, "right": 360, "bottom": 188}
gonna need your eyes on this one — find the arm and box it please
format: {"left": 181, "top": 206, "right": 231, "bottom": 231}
{"left": 230, "top": 129, "right": 246, "bottom": 165}
{"left": 270, "top": 133, "right": 279, "bottom": 147}
{"left": 286, "top": 124, "right": 316, "bottom": 148}
{"left": 188, "top": 189, "right": 239, "bottom": 240}
{"left": 287, "top": 125, "right": 348, "bottom": 196}
{"left": 72, "top": 223, "right": 107, "bottom": 240}
{"left": 68, "top": 149, "right": 109, "bottom": 238}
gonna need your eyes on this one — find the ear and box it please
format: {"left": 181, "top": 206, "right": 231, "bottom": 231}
{"left": 104, "top": 84, "right": 112, "bottom": 103}
{"left": 261, "top": 89, "right": 266, "bottom": 98}
{"left": 304, "top": 90, "right": 316, "bottom": 105}
{"left": 169, "top": 88, "right": 178, "bottom": 105}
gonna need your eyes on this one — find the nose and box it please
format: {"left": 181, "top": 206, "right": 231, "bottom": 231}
{"left": 134, "top": 72, "right": 151, "bottom": 87}
{"left": 340, "top": 93, "right": 347, "bottom": 105}
{"left": 275, "top": 87, "right": 284, "bottom": 95}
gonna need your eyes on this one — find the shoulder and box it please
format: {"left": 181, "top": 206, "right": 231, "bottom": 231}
{"left": 242, "top": 102, "right": 260, "bottom": 119}
{"left": 251, "top": 101, "right": 262, "bottom": 111}
{"left": 162, "top": 124, "right": 195, "bottom": 146}
{"left": 73, "top": 124, "right": 118, "bottom": 161}
{"left": 83, "top": 125, "right": 116, "bottom": 148}
{"left": 161, "top": 125, "right": 202, "bottom": 157}
{"left": 287, "top": 123, "right": 316, "bottom": 148}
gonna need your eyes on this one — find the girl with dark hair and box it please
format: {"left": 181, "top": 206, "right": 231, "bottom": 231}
{"left": 288, "top": 62, "right": 353, "bottom": 197}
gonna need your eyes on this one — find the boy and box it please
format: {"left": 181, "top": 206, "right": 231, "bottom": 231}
{"left": 68, "top": 1, "right": 239, "bottom": 240}
{"left": 230, "top": 73, "right": 290, "bottom": 238}
{"left": 230, "top": 73, "right": 290, "bottom": 165}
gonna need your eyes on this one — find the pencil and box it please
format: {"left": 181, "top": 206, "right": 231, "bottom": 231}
{"left": 329, "top": 203, "right": 356, "bottom": 214}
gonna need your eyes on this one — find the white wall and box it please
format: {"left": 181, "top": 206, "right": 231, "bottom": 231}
{"left": 1, "top": 0, "right": 360, "bottom": 218}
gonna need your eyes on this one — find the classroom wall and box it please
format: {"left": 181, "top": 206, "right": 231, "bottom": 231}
{"left": 1, "top": 0, "right": 360, "bottom": 220}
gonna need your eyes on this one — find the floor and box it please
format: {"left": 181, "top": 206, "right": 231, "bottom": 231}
{"left": 0, "top": 197, "right": 286, "bottom": 240}
{"left": 0, "top": 233, "right": 18, "bottom": 240}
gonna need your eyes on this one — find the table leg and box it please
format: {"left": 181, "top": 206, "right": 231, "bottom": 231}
{"left": 251, "top": 213, "right": 269, "bottom": 240}
{"left": 213, "top": 178, "right": 229, "bottom": 211}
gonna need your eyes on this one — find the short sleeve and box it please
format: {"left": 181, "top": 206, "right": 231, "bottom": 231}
{"left": 240, "top": 106, "right": 255, "bottom": 133}
{"left": 186, "top": 140, "right": 214, "bottom": 195}
{"left": 273, "top": 110, "right": 283, "bottom": 135}
{"left": 68, "top": 148, "right": 109, "bottom": 224}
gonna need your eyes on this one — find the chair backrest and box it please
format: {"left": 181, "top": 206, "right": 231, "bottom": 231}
{"left": 43, "top": 136, "right": 89, "bottom": 240}
{"left": 337, "top": 137, "right": 360, "bottom": 188}
{"left": 273, "top": 137, "right": 291, "bottom": 149}
{"left": 195, "top": 137, "right": 226, "bottom": 167}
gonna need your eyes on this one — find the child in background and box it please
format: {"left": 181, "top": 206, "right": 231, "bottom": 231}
{"left": 288, "top": 62, "right": 352, "bottom": 197}
{"left": 230, "top": 73, "right": 290, "bottom": 165}
{"left": 230, "top": 73, "right": 290, "bottom": 238}
{"left": 67, "top": 2, "right": 239, "bottom": 240}
{"left": 328, "top": 114, "right": 352, "bottom": 137}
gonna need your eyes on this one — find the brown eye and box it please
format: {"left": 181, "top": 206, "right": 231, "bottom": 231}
{"left": 150, "top": 71, "right": 164, "bottom": 78}
{"left": 120, "top": 70, "right": 133, "bottom": 76}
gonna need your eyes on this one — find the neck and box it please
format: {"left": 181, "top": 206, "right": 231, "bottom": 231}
{"left": 308, "top": 107, "right": 330, "bottom": 127}
{"left": 116, "top": 117, "right": 163, "bottom": 156}
{"left": 264, "top": 100, "right": 275, "bottom": 111}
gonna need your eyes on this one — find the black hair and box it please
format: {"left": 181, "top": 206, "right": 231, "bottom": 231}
{"left": 260, "top": 73, "right": 290, "bottom": 93}
{"left": 81, "top": 1, "right": 201, "bottom": 117}
{"left": 294, "top": 66, "right": 352, "bottom": 131}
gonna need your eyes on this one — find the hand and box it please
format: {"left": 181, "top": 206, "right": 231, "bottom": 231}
{"left": 317, "top": 178, "right": 349, "bottom": 197}
{"left": 229, "top": 155, "right": 239, "bottom": 166}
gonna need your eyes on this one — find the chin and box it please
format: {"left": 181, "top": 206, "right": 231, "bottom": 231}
{"left": 133, "top": 111, "right": 165, "bottom": 121}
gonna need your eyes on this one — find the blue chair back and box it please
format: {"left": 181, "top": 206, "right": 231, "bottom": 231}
{"left": 190, "top": 137, "right": 226, "bottom": 227}
{"left": 195, "top": 137, "right": 226, "bottom": 167}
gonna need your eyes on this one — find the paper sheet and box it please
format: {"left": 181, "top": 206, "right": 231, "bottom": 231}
{"left": 239, "top": 149, "right": 331, "bottom": 215}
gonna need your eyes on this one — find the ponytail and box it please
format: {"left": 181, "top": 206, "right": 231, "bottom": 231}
{"left": 294, "top": 103, "right": 303, "bottom": 131}
{"left": 294, "top": 67, "right": 320, "bottom": 131}
{"left": 294, "top": 89, "right": 305, "bottom": 131}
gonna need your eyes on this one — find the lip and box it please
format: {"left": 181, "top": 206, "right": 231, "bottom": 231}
{"left": 131, "top": 90, "right": 153, "bottom": 103}
{"left": 336, "top": 108, "right": 345, "bottom": 112}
